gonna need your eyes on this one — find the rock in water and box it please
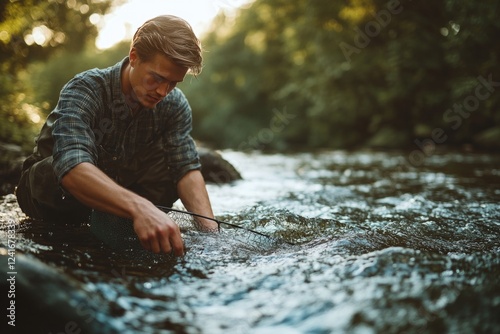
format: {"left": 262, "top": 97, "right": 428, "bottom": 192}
{"left": 198, "top": 146, "right": 242, "bottom": 183}
{"left": 0, "top": 252, "right": 117, "bottom": 333}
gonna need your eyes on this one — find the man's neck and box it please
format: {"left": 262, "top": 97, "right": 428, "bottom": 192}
{"left": 121, "top": 61, "right": 141, "bottom": 116}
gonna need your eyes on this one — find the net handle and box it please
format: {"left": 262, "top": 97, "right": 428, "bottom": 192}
{"left": 156, "top": 205, "right": 295, "bottom": 246}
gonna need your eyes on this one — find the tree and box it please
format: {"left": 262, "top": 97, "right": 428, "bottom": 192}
{"left": 0, "top": 0, "right": 115, "bottom": 74}
{"left": 181, "top": 0, "right": 500, "bottom": 150}
{"left": 0, "top": 0, "right": 117, "bottom": 150}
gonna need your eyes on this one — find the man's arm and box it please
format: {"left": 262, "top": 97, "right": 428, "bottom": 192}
{"left": 177, "top": 169, "right": 219, "bottom": 231}
{"left": 61, "top": 162, "right": 184, "bottom": 255}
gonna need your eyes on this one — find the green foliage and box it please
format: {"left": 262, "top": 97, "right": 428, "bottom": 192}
{"left": 0, "top": 83, "right": 41, "bottom": 151}
{"left": 2, "top": 0, "right": 499, "bottom": 152}
{"left": 29, "top": 41, "right": 130, "bottom": 111}
{"left": 0, "top": 0, "right": 116, "bottom": 73}
{"left": 0, "top": 0, "right": 117, "bottom": 153}
{"left": 180, "top": 0, "right": 500, "bottom": 150}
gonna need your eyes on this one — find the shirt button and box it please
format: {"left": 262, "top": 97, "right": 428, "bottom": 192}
{"left": 112, "top": 156, "right": 118, "bottom": 161}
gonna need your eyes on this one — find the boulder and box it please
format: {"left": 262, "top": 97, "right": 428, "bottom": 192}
{"left": 198, "top": 146, "right": 242, "bottom": 183}
{"left": 0, "top": 252, "right": 117, "bottom": 333}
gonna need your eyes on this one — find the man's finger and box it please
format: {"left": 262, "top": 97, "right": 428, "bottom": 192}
{"left": 139, "top": 239, "right": 151, "bottom": 252}
{"left": 170, "top": 230, "right": 184, "bottom": 256}
{"left": 158, "top": 230, "right": 172, "bottom": 254}
{"left": 149, "top": 238, "right": 161, "bottom": 254}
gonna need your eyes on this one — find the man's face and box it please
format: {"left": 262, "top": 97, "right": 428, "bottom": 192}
{"left": 127, "top": 48, "right": 188, "bottom": 109}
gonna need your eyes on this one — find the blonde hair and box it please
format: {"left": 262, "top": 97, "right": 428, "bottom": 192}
{"left": 132, "top": 15, "right": 203, "bottom": 75}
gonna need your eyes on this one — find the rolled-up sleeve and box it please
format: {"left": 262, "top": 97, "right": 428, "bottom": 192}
{"left": 52, "top": 77, "right": 99, "bottom": 183}
{"left": 163, "top": 89, "right": 201, "bottom": 183}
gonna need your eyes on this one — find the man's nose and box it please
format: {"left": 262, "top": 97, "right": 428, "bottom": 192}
{"left": 156, "top": 82, "right": 171, "bottom": 97}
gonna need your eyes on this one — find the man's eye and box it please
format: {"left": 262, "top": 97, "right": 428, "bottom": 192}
{"left": 153, "top": 75, "right": 165, "bottom": 83}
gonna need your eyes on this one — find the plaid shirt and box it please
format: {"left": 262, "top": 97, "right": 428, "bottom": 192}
{"left": 34, "top": 57, "right": 200, "bottom": 184}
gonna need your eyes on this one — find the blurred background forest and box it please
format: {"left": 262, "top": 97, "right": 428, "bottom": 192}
{"left": 1, "top": 0, "right": 499, "bottom": 159}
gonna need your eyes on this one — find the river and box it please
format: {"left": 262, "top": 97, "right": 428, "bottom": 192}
{"left": 1, "top": 149, "right": 500, "bottom": 333}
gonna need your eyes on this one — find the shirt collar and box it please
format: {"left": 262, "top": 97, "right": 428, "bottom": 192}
{"left": 113, "top": 56, "right": 157, "bottom": 116}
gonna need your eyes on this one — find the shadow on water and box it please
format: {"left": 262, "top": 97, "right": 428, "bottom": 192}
{"left": 1, "top": 150, "right": 500, "bottom": 333}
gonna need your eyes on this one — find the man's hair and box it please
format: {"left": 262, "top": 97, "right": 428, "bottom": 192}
{"left": 131, "top": 15, "right": 203, "bottom": 75}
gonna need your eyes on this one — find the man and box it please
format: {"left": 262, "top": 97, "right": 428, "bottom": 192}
{"left": 15, "top": 15, "right": 218, "bottom": 256}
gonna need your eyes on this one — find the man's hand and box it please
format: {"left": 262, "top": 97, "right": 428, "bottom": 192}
{"left": 195, "top": 217, "right": 219, "bottom": 232}
{"left": 132, "top": 204, "right": 184, "bottom": 255}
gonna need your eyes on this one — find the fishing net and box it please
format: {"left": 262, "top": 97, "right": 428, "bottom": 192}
{"left": 90, "top": 210, "right": 138, "bottom": 250}
{"left": 89, "top": 207, "right": 290, "bottom": 254}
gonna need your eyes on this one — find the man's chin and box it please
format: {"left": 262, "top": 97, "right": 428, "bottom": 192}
{"left": 141, "top": 96, "right": 161, "bottom": 108}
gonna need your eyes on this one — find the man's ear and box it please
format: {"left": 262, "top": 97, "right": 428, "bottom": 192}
{"left": 129, "top": 48, "right": 138, "bottom": 68}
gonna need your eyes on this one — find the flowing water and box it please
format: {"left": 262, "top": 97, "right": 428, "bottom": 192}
{"left": 1, "top": 150, "right": 500, "bottom": 333}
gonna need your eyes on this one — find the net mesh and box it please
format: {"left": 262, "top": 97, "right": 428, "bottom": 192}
{"left": 89, "top": 208, "right": 287, "bottom": 254}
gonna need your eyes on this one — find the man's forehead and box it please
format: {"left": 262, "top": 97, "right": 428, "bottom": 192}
{"left": 147, "top": 55, "right": 188, "bottom": 81}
